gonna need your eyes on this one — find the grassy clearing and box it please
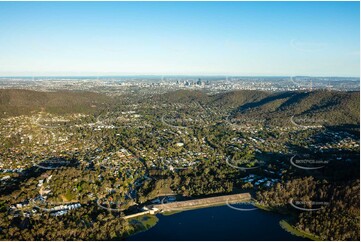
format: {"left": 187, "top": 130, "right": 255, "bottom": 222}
{"left": 279, "top": 219, "right": 322, "bottom": 241}
{"left": 126, "top": 214, "right": 159, "bottom": 238}
{"left": 253, "top": 202, "right": 272, "bottom": 211}
{"left": 162, "top": 210, "right": 184, "bottom": 216}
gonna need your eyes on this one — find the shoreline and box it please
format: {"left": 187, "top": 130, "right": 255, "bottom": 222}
{"left": 125, "top": 195, "right": 322, "bottom": 241}
{"left": 279, "top": 220, "right": 322, "bottom": 241}
{"left": 253, "top": 202, "right": 322, "bottom": 241}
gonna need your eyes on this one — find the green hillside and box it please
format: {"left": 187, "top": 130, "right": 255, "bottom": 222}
{"left": 0, "top": 89, "right": 112, "bottom": 117}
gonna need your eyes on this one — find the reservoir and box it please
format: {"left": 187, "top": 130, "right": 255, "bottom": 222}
{"left": 127, "top": 205, "right": 306, "bottom": 241}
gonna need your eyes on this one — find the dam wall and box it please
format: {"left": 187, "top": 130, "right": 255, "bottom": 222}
{"left": 152, "top": 192, "right": 251, "bottom": 212}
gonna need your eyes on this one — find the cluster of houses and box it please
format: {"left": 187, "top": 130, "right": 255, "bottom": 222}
{"left": 49, "top": 203, "right": 81, "bottom": 212}
{"left": 315, "top": 137, "right": 359, "bottom": 152}
{"left": 230, "top": 135, "right": 289, "bottom": 155}
{"left": 49, "top": 203, "right": 81, "bottom": 216}
{"left": 150, "top": 196, "right": 176, "bottom": 204}
{"left": 0, "top": 168, "right": 24, "bottom": 173}
{"left": 0, "top": 115, "right": 90, "bottom": 172}
{"left": 88, "top": 111, "right": 141, "bottom": 130}
{"left": 9, "top": 199, "right": 36, "bottom": 218}
{"left": 91, "top": 124, "right": 118, "bottom": 130}
{"left": 149, "top": 150, "right": 207, "bottom": 171}
{"left": 121, "top": 110, "right": 141, "bottom": 119}
{"left": 9, "top": 199, "right": 82, "bottom": 217}
{"left": 93, "top": 148, "right": 137, "bottom": 169}
{"left": 242, "top": 174, "right": 280, "bottom": 188}
{"left": 0, "top": 175, "right": 11, "bottom": 181}
{"left": 51, "top": 210, "right": 68, "bottom": 216}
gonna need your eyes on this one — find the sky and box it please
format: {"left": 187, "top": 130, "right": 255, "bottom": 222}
{"left": 0, "top": 1, "right": 359, "bottom": 77}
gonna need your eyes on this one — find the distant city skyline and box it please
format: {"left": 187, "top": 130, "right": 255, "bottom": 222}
{"left": 0, "top": 1, "right": 359, "bottom": 77}
{"left": 0, "top": 73, "right": 360, "bottom": 78}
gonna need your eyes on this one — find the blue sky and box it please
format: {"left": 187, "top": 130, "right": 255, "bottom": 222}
{"left": 0, "top": 1, "right": 359, "bottom": 77}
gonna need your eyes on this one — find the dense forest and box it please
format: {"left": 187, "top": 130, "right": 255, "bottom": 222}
{"left": 1, "top": 89, "right": 359, "bottom": 127}
{"left": 233, "top": 90, "right": 360, "bottom": 127}
{"left": 0, "top": 89, "right": 112, "bottom": 117}
{"left": 256, "top": 177, "right": 359, "bottom": 240}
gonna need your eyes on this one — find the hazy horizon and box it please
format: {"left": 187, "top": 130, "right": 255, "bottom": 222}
{"left": 0, "top": 74, "right": 360, "bottom": 78}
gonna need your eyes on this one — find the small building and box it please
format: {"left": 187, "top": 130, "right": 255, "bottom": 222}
{"left": 151, "top": 198, "right": 160, "bottom": 204}
{"left": 167, "top": 196, "right": 176, "bottom": 202}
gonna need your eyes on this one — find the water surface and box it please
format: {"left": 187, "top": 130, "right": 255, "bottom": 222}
{"left": 127, "top": 205, "right": 305, "bottom": 240}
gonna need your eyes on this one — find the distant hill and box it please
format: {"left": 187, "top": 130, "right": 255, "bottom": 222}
{"left": 233, "top": 90, "right": 360, "bottom": 127}
{"left": 1, "top": 89, "right": 359, "bottom": 129}
{"left": 152, "top": 89, "right": 269, "bottom": 108}
{"left": 0, "top": 89, "right": 112, "bottom": 117}
{"left": 152, "top": 90, "right": 210, "bottom": 104}
{"left": 154, "top": 89, "right": 359, "bottom": 128}
{"left": 208, "top": 90, "right": 270, "bottom": 108}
